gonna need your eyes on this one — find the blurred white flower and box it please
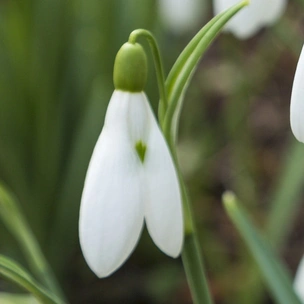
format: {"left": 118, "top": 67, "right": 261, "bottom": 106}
{"left": 158, "top": 0, "right": 204, "bottom": 34}
{"left": 290, "top": 45, "right": 304, "bottom": 143}
{"left": 79, "top": 90, "right": 184, "bottom": 278}
{"left": 294, "top": 255, "right": 304, "bottom": 302}
{"left": 213, "top": 0, "right": 287, "bottom": 39}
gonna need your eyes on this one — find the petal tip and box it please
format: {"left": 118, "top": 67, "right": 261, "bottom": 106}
{"left": 154, "top": 230, "right": 184, "bottom": 258}
{"left": 166, "top": 244, "right": 183, "bottom": 259}
{"left": 80, "top": 245, "right": 123, "bottom": 279}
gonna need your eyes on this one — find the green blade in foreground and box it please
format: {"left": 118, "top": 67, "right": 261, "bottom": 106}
{"left": 266, "top": 141, "right": 304, "bottom": 249}
{"left": 0, "top": 255, "right": 63, "bottom": 304}
{"left": 222, "top": 192, "right": 301, "bottom": 304}
{"left": 0, "top": 183, "right": 65, "bottom": 301}
{"left": 0, "top": 292, "right": 38, "bottom": 304}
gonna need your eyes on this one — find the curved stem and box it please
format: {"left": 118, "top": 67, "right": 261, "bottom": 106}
{"left": 179, "top": 175, "right": 214, "bottom": 304}
{"left": 128, "top": 29, "right": 168, "bottom": 121}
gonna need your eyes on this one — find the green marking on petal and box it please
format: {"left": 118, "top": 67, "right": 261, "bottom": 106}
{"left": 135, "top": 141, "right": 147, "bottom": 163}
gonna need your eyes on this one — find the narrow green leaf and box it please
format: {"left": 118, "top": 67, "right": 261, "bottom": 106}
{"left": 165, "top": 10, "right": 223, "bottom": 97}
{"left": 222, "top": 192, "right": 302, "bottom": 304}
{"left": 0, "top": 255, "right": 63, "bottom": 304}
{"left": 0, "top": 292, "right": 38, "bottom": 304}
{"left": 266, "top": 141, "right": 304, "bottom": 249}
{"left": 182, "top": 235, "right": 213, "bottom": 304}
{"left": 163, "top": 1, "right": 249, "bottom": 140}
{"left": 0, "top": 183, "right": 65, "bottom": 301}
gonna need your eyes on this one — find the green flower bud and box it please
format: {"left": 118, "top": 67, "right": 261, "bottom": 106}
{"left": 113, "top": 42, "right": 147, "bottom": 92}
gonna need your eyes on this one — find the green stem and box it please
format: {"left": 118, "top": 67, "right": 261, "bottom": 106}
{"left": 128, "top": 29, "right": 167, "bottom": 121}
{"left": 181, "top": 185, "right": 213, "bottom": 304}
{"left": 165, "top": 135, "right": 213, "bottom": 304}
{"left": 182, "top": 236, "right": 213, "bottom": 304}
{"left": 0, "top": 184, "right": 66, "bottom": 302}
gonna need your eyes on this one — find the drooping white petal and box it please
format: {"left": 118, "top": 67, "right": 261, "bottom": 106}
{"left": 290, "top": 45, "right": 304, "bottom": 143}
{"left": 213, "top": 0, "right": 286, "bottom": 39}
{"left": 294, "top": 255, "right": 304, "bottom": 302}
{"left": 79, "top": 90, "right": 146, "bottom": 278}
{"left": 158, "top": 0, "right": 203, "bottom": 34}
{"left": 141, "top": 95, "right": 184, "bottom": 257}
{"left": 214, "top": 0, "right": 265, "bottom": 39}
{"left": 263, "top": 0, "right": 287, "bottom": 26}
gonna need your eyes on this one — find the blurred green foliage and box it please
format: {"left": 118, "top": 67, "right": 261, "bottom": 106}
{"left": 1, "top": 0, "right": 304, "bottom": 303}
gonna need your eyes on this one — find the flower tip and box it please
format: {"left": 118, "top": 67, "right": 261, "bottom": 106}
{"left": 159, "top": 244, "right": 182, "bottom": 259}
{"left": 93, "top": 267, "right": 115, "bottom": 279}
{"left": 169, "top": 245, "right": 183, "bottom": 259}
{"left": 81, "top": 248, "right": 122, "bottom": 279}
{"left": 153, "top": 229, "right": 184, "bottom": 259}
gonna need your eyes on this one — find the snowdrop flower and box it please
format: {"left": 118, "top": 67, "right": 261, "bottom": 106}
{"left": 79, "top": 42, "right": 184, "bottom": 278}
{"left": 294, "top": 255, "right": 304, "bottom": 302}
{"left": 158, "top": 0, "right": 204, "bottom": 34}
{"left": 213, "top": 0, "right": 287, "bottom": 39}
{"left": 291, "top": 45, "right": 304, "bottom": 143}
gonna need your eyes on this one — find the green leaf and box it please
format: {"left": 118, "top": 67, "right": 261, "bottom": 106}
{"left": 0, "top": 255, "right": 63, "bottom": 304}
{"left": 266, "top": 141, "right": 304, "bottom": 249}
{"left": 0, "top": 183, "right": 65, "bottom": 301}
{"left": 163, "top": 1, "right": 249, "bottom": 141}
{"left": 222, "top": 192, "right": 302, "bottom": 304}
{"left": 0, "top": 292, "right": 38, "bottom": 304}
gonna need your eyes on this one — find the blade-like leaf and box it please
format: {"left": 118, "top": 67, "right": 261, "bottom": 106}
{"left": 0, "top": 182, "right": 65, "bottom": 301}
{"left": 163, "top": 1, "right": 249, "bottom": 141}
{"left": 0, "top": 292, "right": 38, "bottom": 304}
{"left": 222, "top": 192, "right": 302, "bottom": 304}
{"left": 165, "top": 9, "right": 223, "bottom": 97}
{"left": 0, "top": 255, "right": 63, "bottom": 304}
{"left": 266, "top": 141, "right": 304, "bottom": 249}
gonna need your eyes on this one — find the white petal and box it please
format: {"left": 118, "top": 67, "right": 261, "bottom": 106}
{"left": 141, "top": 95, "right": 184, "bottom": 257}
{"left": 263, "top": 0, "right": 287, "bottom": 25}
{"left": 213, "top": 0, "right": 286, "bottom": 39}
{"left": 79, "top": 90, "right": 145, "bottom": 278}
{"left": 214, "top": 0, "right": 264, "bottom": 39}
{"left": 158, "top": 0, "right": 203, "bottom": 34}
{"left": 294, "top": 255, "right": 304, "bottom": 302}
{"left": 291, "top": 45, "right": 304, "bottom": 143}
